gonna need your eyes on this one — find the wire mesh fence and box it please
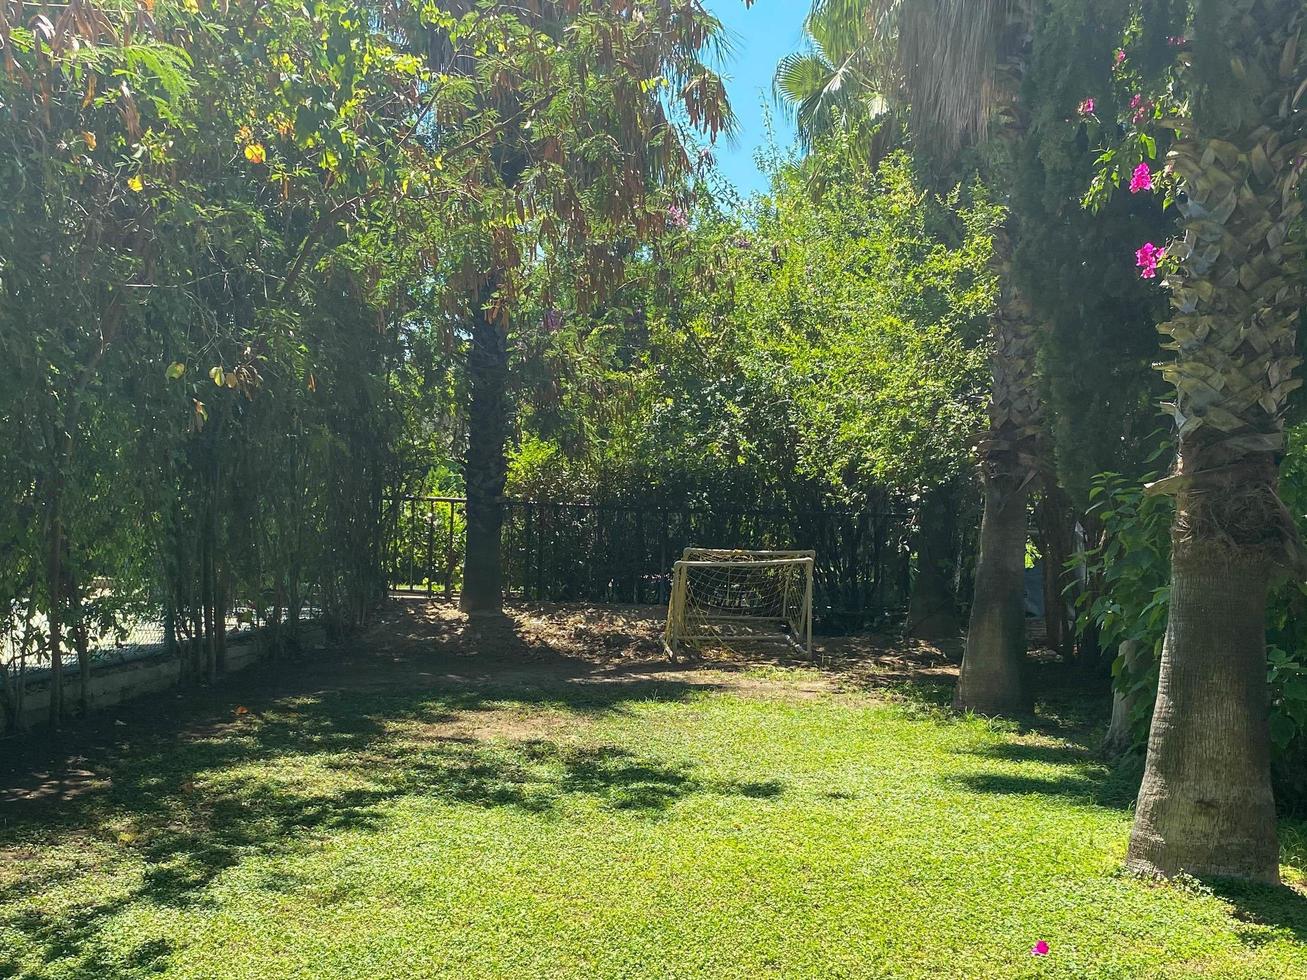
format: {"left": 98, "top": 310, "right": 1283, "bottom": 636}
{"left": 1, "top": 594, "right": 325, "bottom": 680}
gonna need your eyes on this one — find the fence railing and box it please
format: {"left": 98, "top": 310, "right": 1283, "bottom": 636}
{"left": 383, "top": 496, "right": 912, "bottom": 629}
{"left": 383, "top": 496, "right": 467, "bottom": 598}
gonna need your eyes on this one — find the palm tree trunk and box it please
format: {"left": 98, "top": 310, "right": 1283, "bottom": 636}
{"left": 1127, "top": 533, "right": 1279, "bottom": 882}
{"left": 957, "top": 472, "right": 1030, "bottom": 714}
{"left": 1125, "top": 6, "right": 1306, "bottom": 880}
{"left": 956, "top": 257, "right": 1042, "bottom": 715}
{"left": 462, "top": 292, "right": 508, "bottom": 615}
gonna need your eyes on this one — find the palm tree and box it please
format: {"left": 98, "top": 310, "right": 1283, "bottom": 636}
{"left": 787, "top": 0, "right": 1043, "bottom": 711}
{"left": 1125, "top": 0, "right": 1306, "bottom": 884}
{"left": 774, "top": 6, "right": 899, "bottom": 166}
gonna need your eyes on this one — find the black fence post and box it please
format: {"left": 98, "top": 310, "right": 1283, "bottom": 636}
{"left": 426, "top": 499, "right": 434, "bottom": 597}
{"left": 444, "top": 500, "right": 454, "bottom": 599}
{"left": 635, "top": 507, "right": 644, "bottom": 604}
{"left": 407, "top": 498, "right": 416, "bottom": 592}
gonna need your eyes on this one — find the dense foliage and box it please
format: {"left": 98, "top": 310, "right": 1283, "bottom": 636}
{"left": 510, "top": 143, "right": 998, "bottom": 513}
{"left": 0, "top": 0, "right": 738, "bottom": 726}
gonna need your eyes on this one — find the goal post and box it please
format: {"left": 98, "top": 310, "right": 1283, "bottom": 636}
{"left": 664, "top": 549, "right": 814, "bottom": 660}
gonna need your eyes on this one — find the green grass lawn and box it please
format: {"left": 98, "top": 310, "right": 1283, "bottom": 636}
{"left": 3, "top": 614, "right": 1306, "bottom": 979}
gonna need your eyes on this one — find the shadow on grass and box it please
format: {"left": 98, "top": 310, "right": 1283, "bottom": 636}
{"left": 0, "top": 609, "right": 781, "bottom": 978}
{"left": 0, "top": 899, "right": 172, "bottom": 980}
{"left": 1212, "top": 874, "right": 1307, "bottom": 947}
{"left": 977, "top": 741, "right": 1094, "bottom": 766}
{"left": 955, "top": 737, "right": 1307, "bottom": 945}
{"left": 954, "top": 770, "right": 1139, "bottom": 810}
{"left": 883, "top": 680, "right": 954, "bottom": 712}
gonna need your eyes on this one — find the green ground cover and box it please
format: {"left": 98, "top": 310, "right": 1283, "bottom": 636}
{"left": 2, "top": 626, "right": 1305, "bottom": 979}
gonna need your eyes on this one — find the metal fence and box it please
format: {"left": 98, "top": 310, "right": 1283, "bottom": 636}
{"left": 1, "top": 594, "right": 326, "bottom": 680}
{"left": 383, "top": 497, "right": 913, "bottom": 630}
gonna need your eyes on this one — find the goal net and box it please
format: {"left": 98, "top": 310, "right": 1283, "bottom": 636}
{"left": 663, "top": 548, "right": 814, "bottom": 660}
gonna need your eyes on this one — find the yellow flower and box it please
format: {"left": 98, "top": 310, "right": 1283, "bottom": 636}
{"left": 127, "top": 174, "right": 144, "bottom": 193}
{"left": 244, "top": 143, "right": 267, "bottom": 165}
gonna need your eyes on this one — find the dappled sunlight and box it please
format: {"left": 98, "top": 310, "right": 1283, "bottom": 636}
{"left": 2, "top": 604, "right": 1306, "bottom": 977}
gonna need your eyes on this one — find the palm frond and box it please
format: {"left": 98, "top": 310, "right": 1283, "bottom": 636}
{"left": 775, "top": 5, "right": 885, "bottom": 151}
{"left": 816, "top": 0, "right": 1031, "bottom": 158}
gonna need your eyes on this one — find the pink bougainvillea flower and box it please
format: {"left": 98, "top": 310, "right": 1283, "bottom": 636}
{"left": 1130, "top": 94, "right": 1153, "bottom": 123}
{"left": 1129, "top": 162, "right": 1154, "bottom": 194}
{"left": 1115, "top": 48, "right": 1127, "bottom": 66}
{"left": 1137, "top": 242, "right": 1165, "bottom": 279}
{"left": 1031, "top": 941, "right": 1051, "bottom": 957}
{"left": 667, "top": 204, "right": 689, "bottom": 230}
{"left": 1078, "top": 98, "right": 1096, "bottom": 116}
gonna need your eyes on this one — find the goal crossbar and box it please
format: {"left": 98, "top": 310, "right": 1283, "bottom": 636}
{"left": 675, "top": 558, "right": 814, "bottom": 568}
{"left": 682, "top": 548, "right": 816, "bottom": 560}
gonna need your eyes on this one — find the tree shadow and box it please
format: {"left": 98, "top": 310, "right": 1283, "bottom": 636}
{"left": 974, "top": 742, "right": 1095, "bottom": 766}
{"left": 951, "top": 770, "right": 1139, "bottom": 810}
{"left": 1210, "top": 875, "right": 1307, "bottom": 947}
{"left": 953, "top": 727, "right": 1141, "bottom": 812}
{"left": 0, "top": 616, "right": 780, "bottom": 976}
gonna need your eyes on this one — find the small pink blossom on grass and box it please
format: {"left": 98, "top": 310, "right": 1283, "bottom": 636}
{"left": 1168, "top": 35, "right": 1187, "bottom": 47}
{"left": 1078, "top": 98, "right": 1096, "bottom": 116}
{"left": 1031, "top": 940, "right": 1051, "bottom": 957}
{"left": 1137, "top": 242, "right": 1165, "bottom": 279}
{"left": 1129, "top": 162, "right": 1154, "bottom": 194}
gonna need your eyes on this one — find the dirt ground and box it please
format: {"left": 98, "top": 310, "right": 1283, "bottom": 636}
{"left": 363, "top": 598, "right": 963, "bottom": 697}
{"left": 0, "top": 597, "right": 961, "bottom": 806}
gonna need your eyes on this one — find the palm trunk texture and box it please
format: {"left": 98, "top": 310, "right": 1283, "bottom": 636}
{"left": 956, "top": 243, "right": 1043, "bottom": 715}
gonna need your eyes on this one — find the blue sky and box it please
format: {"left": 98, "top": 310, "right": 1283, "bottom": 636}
{"left": 702, "top": 0, "right": 807, "bottom": 196}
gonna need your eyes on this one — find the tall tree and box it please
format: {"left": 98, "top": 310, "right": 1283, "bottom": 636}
{"left": 1116, "top": 0, "right": 1307, "bottom": 884}
{"left": 798, "top": 0, "right": 1044, "bottom": 710}
{"left": 1, "top": 0, "right": 439, "bottom": 723}
{"left": 0, "top": 0, "right": 194, "bottom": 724}
{"left": 1015, "top": 0, "right": 1172, "bottom": 679}
{"left": 416, "top": 2, "right": 734, "bottom": 614}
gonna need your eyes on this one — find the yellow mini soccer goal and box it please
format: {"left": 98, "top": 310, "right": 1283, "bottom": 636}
{"left": 663, "top": 548, "right": 814, "bottom": 660}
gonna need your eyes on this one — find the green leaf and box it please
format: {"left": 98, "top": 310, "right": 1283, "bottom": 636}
{"left": 1270, "top": 711, "right": 1297, "bottom": 750}
{"left": 165, "top": 361, "right": 186, "bottom": 381}
{"left": 1281, "top": 675, "right": 1307, "bottom": 703}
